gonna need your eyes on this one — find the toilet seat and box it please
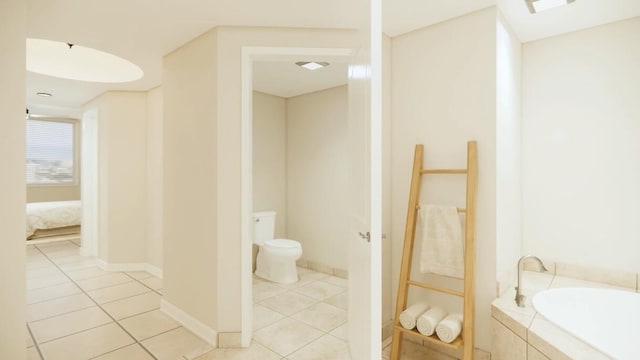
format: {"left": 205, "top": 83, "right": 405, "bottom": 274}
{"left": 264, "top": 239, "right": 300, "bottom": 249}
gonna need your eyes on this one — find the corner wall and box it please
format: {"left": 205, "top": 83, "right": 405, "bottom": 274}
{"left": 390, "top": 8, "right": 498, "bottom": 351}
{"left": 0, "top": 0, "right": 26, "bottom": 357}
{"left": 522, "top": 17, "right": 640, "bottom": 272}
{"left": 286, "top": 85, "right": 349, "bottom": 271}
{"left": 146, "top": 86, "right": 164, "bottom": 270}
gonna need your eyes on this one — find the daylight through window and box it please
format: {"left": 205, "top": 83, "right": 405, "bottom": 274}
{"left": 26, "top": 119, "right": 75, "bottom": 185}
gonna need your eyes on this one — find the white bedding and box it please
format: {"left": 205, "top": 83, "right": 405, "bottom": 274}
{"left": 26, "top": 201, "right": 82, "bottom": 238}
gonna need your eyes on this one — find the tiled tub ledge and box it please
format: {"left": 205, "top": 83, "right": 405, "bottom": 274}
{"left": 491, "top": 270, "right": 637, "bottom": 360}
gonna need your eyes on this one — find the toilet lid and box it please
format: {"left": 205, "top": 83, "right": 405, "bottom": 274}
{"left": 265, "top": 239, "right": 300, "bottom": 249}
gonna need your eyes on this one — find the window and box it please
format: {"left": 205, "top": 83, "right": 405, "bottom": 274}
{"left": 26, "top": 119, "right": 76, "bottom": 185}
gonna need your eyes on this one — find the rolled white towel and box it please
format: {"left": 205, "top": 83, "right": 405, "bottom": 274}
{"left": 435, "top": 313, "right": 463, "bottom": 343}
{"left": 398, "top": 302, "right": 430, "bottom": 329}
{"left": 416, "top": 307, "right": 447, "bottom": 336}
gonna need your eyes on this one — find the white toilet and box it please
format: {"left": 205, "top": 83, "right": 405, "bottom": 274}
{"left": 253, "top": 211, "right": 302, "bottom": 284}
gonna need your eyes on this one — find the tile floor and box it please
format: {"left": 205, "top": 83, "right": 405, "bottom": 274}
{"left": 25, "top": 240, "right": 358, "bottom": 359}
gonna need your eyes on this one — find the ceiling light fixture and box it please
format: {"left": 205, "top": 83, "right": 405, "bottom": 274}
{"left": 295, "top": 61, "right": 330, "bottom": 71}
{"left": 36, "top": 92, "right": 52, "bottom": 97}
{"left": 27, "top": 38, "right": 144, "bottom": 83}
{"left": 526, "top": 0, "right": 575, "bottom": 14}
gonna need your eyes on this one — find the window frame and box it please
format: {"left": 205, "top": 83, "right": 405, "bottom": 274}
{"left": 26, "top": 117, "right": 81, "bottom": 187}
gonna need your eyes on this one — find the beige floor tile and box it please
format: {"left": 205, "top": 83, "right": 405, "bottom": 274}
{"left": 253, "top": 304, "right": 285, "bottom": 331}
{"left": 87, "top": 281, "right": 151, "bottom": 304}
{"left": 141, "top": 327, "right": 214, "bottom": 360}
{"left": 36, "top": 241, "right": 77, "bottom": 253}
{"left": 320, "top": 275, "right": 348, "bottom": 288}
{"left": 56, "top": 259, "right": 99, "bottom": 272}
{"left": 26, "top": 258, "right": 54, "bottom": 271}
{"left": 26, "top": 346, "right": 41, "bottom": 360}
{"left": 324, "top": 291, "right": 348, "bottom": 310}
{"left": 26, "top": 326, "right": 35, "bottom": 347}
{"left": 294, "top": 281, "right": 344, "bottom": 301}
{"left": 253, "top": 282, "right": 288, "bottom": 302}
{"left": 120, "top": 309, "right": 181, "bottom": 341}
{"left": 259, "top": 292, "right": 318, "bottom": 316}
{"left": 254, "top": 318, "right": 324, "bottom": 357}
{"left": 76, "top": 272, "right": 133, "bottom": 291}
{"left": 139, "top": 276, "right": 163, "bottom": 290}
{"left": 292, "top": 302, "right": 347, "bottom": 332}
{"left": 27, "top": 282, "right": 83, "bottom": 305}
{"left": 27, "top": 293, "right": 95, "bottom": 322}
{"left": 44, "top": 248, "right": 80, "bottom": 259}
{"left": 287, "top": 334, "right": 350, "bottom": 360}
{"left": 51, "top": 254, "right": 95, "bottom": 266}
{"left": 66, "top": 266, "right": 109, "bottom": 281}
{"left": 27, "top": 266, "right": 63, "bottom": 280}
{"left": 196, "top": 341, "right": 281, "bottom": 360}
{"left": 30, "top": 306, "right": 113, "bottom": 343}
{"left": 295, "top": 271, "right": 330, "bottom": 287}
{"left": 39, "top": 323, "right": 134, "bottom": 360}
{"left": 93, "top": 344, "right": 155, "bottom": 360}
{"left": 330, "top": 323, "right": 347, "bottom": 340}
{"left": 102, "top": 292, "right": 161, "bottom": 320}
{"left": 27, "top": 273, "right": 71, "bottom": 291}
{"left": 126, "top": 271, "right": 154, "bottom": 280}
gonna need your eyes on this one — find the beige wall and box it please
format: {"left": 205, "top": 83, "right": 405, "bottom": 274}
{"left": 286, "top": 85, "right": 349, "bottom": 271}
{"left": 522, "top": 17, "right": 640, "bottom": 272}
{"left": 27, "top": 185, "right": 80, "bottom": 203}
{"left": 163, "top": 28, "right": 220, "bottom": 332}
{"left": 252, "top": 91, "right": 287, "bottom": 238}
{"left": 390, "top": 8, "right": 498, "bottom": 351}
{"left": 146, "top": 86, "right": 164, "bottom": 270}
{"left": 381, "top": 34, "right": 393, "bottom": 327}
{"left": 0, "top": 0, "right": 26, "bottom": 357}
{"left": 496, "top": 14, "right": 523, "bottom": 292}
{"left": 163, "top": 26, "right": 357, "bottom": 343}
{"left": 83, "top": 92, "right": 148, "bottom": 264}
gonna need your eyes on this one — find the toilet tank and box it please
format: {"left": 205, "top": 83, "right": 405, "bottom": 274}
{"left": 252, "top": 211, "right": 276, "bottom": 244}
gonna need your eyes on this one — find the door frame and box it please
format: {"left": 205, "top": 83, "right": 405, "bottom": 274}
{"left": 240, "top": 46, "right": 356, "bottom": 347}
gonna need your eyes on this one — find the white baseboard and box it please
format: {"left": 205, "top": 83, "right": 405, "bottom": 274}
{"left": 96, "top": 260, "right": 163, "bottom": 279}
{"left": 161, "top": 298, "right": 218, "bottom": 347}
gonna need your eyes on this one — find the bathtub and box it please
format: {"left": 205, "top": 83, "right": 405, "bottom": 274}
{"left": 533, "top": 288, "right": 640, "bottom": 360}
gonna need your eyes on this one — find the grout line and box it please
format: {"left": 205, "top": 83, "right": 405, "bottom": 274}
{"left": 31, "top": 246, "right": 160, "bottom": 360}
{"left": 26, "top": 322, "right": 45, "bottom": 360}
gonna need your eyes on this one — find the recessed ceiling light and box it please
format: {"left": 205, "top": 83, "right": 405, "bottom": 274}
{"left": 27, "top": 38, "right": 144, "bottom": 83}
{"left": 295, "top": 61, "right": 330, "bottom": 71}
{"left": 526, "top": 0, "right": 575, "bottom": 14}
{"left": 36, "top": 92, "right": 52, "bottom": 97}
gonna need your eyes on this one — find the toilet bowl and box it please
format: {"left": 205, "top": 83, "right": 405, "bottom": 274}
{"left": 253, "top": 211, "right": 302, "bottom": 284}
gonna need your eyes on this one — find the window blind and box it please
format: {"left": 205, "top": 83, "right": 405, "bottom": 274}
{"left": 26, "top": 119, "right": 75, "bottom": 184}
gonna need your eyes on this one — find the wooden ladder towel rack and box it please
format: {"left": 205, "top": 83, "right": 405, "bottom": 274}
{"left": 390, "top": 141, "right": 478, "bottom": 360}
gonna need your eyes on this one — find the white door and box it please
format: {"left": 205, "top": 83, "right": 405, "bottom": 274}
{"left": 347, "top": 0, "right": 382, "bottom": 357}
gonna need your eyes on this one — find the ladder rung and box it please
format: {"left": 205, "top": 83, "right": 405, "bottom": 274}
{"left": 416, "top": 206, "right": 466, "bottom": 213}
{"left": 407, "top": 280, "right": 464, "bottom": 297}
{"left": 394, "top": 325, "right": 463, "bottom": 350}
{"left": 421, "top": 168, "right": 467, "bottom": 174}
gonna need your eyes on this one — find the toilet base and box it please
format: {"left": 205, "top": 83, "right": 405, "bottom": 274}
{"left": 255, "top": 248, "right": 300, "bottom": 285}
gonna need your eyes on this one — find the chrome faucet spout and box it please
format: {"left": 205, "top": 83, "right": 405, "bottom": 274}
{"left": 515, "top": 255, "right": 548, "bottom": 307}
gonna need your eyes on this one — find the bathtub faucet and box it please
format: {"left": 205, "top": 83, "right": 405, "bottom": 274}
{"left": 515, "top": 255, "right": 548, "bottom": 307}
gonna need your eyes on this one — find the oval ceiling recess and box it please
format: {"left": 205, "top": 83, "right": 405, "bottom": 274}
{"left": 27, "top": 38, "right": 143, "bottom": 83}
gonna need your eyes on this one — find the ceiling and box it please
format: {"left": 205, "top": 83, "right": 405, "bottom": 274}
{"left": 25, "top": 0, "right": 640, "bottom": 117}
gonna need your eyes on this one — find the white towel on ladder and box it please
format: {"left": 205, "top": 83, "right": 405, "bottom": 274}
{"left": 419, "top": 204, "right": 464, "bottom": 279}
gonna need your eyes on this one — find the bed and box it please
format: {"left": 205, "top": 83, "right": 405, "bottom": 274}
{"left": 26, "top": 201, "right": 81, "bottom": 240}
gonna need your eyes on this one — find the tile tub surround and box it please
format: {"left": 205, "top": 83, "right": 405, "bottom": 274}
{"left": 491, "top": 270, "right": 635, "bottom": 359}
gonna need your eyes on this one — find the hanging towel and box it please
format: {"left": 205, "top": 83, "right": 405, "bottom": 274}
{"left": 398, "top": 302, "right": 431, "bottom": 330}
{"left": 435, "top": 313, "right": 463, "bottom": 343}
{"left": 419, "top": 205, "right": 464, "bottom": 279}
{"left": 416, "top": 306, "right": 447, "bottom": 336}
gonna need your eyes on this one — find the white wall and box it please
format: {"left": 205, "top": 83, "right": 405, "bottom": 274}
{"left": 253, "top": 91, "right": 287, "bottom": 238}
{"left": 83, "top": 92, "right": 148, "bottom": 264}
{"left": 0, "top": 0, "right": 26, "bottom": 357}
{"left": 496, "top": 14, "right": 523, "bottom": 292}
{"left": 390, "top": 8, "right": 498, "bottom": 351}
{"left": 286, "top": 85, "right": 349, "bottom": 271}
{"left": 146, "top": 86, "right": 164, "bottom": 270}
{"left": 163, "top": 28, "right": 220, "bottom": 335}
{"left": 522, "top": 17, "right": 640, "bottom": 272}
